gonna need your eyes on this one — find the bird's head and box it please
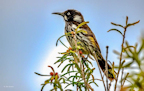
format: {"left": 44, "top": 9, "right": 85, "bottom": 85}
{"left": 52, "top": 9, "right": 84, "bottom": 23}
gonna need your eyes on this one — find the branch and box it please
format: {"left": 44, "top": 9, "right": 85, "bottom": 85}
{"left": 105, "top": 46, "right": 109, "bottom": 91}
{"left": 114, "top": 16, "right": 128, "bottom": 91}
{"left": 93, "top": 52, "right": 106, "bottom": 91}
{"left": 73, "top": 32, "right": 94, "bottom": 91}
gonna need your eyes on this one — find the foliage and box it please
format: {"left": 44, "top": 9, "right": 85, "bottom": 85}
{"left": 35, "top": 21, "right": 97, "bottom": 91}
{"left": 35, "top": 16, "right": 142, "bottom": 91}
{"left": 108, "top": 16, "right": 142, "bottom": 91}
{"left": 114, "top": 37, "right": 144, "bottom": 91}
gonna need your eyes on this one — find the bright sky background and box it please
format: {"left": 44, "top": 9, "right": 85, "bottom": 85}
{"left": 0, "top": 0, "right": 144, "bottom": 91}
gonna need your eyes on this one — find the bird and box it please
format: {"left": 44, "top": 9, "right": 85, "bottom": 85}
{"left": 52, "top": 9, "right": 116, "bottom": 81}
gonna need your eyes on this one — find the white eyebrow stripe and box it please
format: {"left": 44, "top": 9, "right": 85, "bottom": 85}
{"left": 73, "top": 15, "right": 82, "bottom": 22}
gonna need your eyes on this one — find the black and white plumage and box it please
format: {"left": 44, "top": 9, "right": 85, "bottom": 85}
{"left": 53, "top": 9, "right": 116, "bottom": 81}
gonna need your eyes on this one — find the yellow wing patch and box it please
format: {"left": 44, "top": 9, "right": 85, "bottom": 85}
{"left": 88, "top": 36, "right": 96, "bottom": 47}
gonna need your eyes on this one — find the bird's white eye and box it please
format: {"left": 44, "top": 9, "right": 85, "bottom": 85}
{"left": 67, "top": 12, "right": 71, "bottom": 16}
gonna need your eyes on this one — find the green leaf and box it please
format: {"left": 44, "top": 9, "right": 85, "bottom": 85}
{"left": 112, "top": 62, "right": 115, "bottom": 78}
{"left": 59, "top": 39, "right": 68, "bottom": 48}
{"left": 121, "top": 73, "right": 129, "bottom": 85}
{"left": 41, "top": 84, "right": 46, "bottom": 91}
{"left": 57, "top": 81, "right": 63, "bottom": 91}
{"left": 124, "top": 46, "right": 135, "bottom": 50}
{"left": 65, "top": 89, "right": 73, "bottom": 91}
{"left": 86, "top": 72, "right": 91, "bottom": 82}
{"left": 120, "top": 60, "right": 125, "bottom": 68}
{"left": 86, "top": 68, "right": 94, "bottom": 82}
{"left": 61, "top": 63, "right": 74, "bottom": 73}
{"left": 67, "top": 75, "right": 81, "bottom": 81}
{"left": 50, "top": 89, "right": 54, "bottom": 91}
{"left": 75, "top": 21, "right": 89, "bottom": 32}
{"left": 127, "top": 20, "right": 140, "bottom": 27}
{"left": 61, "top": 71, "right": 77, "bottom": 77}
{"left": 45, "top": 79, "right": 51, "bottom": 84}
{"left": 111, "top": 22, "right": 124, "bottom": 28}
{"left": 86, "top": 60, "right": 93, "bottom": 67}
{"left": 76, "top": 30, "right": 87, "bottom": 34}
{"left": 59, "top": 78, "right": 66, "bottom": 83}
{"left": 65, "top": 31, "right": 73, "bottom": 36}
{"left": 55, "top": 75, "right": 59, "bottom": 82}
{"left": 69, "top": 50, "right": 75, "bottom": 54}
{"left": 67, "top": 64, "right": 72, "bottom": 72}
{"left": 123, "top": 48, "right": 132, "bottom": 58}
{"left": 89, "top": 81, "right": 99, "bottom": 87}
{"left": 107, "top": 29, "right": 123, "bottom": 36}
{"left": 123, "top": 61, "right": 134, "bottom": 68}
{"left": 56, "top": 35, "right": 66, "bottom": 46}
{"left": 77, "top": 46, "right": 81, "bottom": 50}
{"left": 114, "top": 66, "right": 119, "bottom": 69}
{"left": 84, "top": 68, "right": 92, "bottom": 75}
{"left": 34, "top": 72, "right": 50, "bottom": 76}
{"left": 57, "top": 57, "right": 74, "bottom": 68}
{"left": 65, "top": 84, "right": 71, "bottom": 89}
{"left": 75, "top": 72, "right": 79, "bottom": 79}
{"left": 113, "top": 50, "right": 120, "bottom": 55}
{"left": 54, "top": 54, "right": 69, "bottom": 64}
{"left": 91, "top": 74, "right": 95, "bottom": 82}
{"left": 72, "top": 77, "right": 75, "bottom": 86}
{"left": 74, "top": 63, "right": 81, "bottom": 73}
{"left": 125, "top": 41, "right": 133, "bottom": 54}
{"left": 138, "top": 40, "right": 144, "bottom": 54}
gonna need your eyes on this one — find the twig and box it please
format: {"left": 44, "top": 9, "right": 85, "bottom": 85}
{"left": 73, "top": 32, "right": 93, "bottom": 91}
{"left": 108, "top": 83, "right": 111, "bottom": 91}
{"left": 93, "top": 52, "right": 106, "bottom": 91}
{"left": 114, "top": 16, "right": 128, "bottom": 91}
{"left": 122, "top": 73, "right": 129, "bottom": 87}
{"left": 77, "top": 85, "right": 78, "bottom": 91}
{"left": 105, "top": 46, "right": 109, "bottom": 91}
{"left": 121, "top": 68, "right": 124, "bottom": 87}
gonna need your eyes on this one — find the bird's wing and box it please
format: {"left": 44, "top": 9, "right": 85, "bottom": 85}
{"left": 82, "top": 24, "right": 101, "bottom": 53}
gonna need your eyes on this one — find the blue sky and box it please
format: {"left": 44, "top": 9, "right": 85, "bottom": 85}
{"left": 0, "top": 0, "right": 144, "bottom": 91}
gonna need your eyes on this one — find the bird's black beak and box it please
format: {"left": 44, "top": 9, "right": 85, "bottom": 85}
{"left": 52, "top": 12, "right": 64, "bottom": 16}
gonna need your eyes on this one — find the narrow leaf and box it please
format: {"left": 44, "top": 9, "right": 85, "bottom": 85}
{"left": 107, "top": 29, "right": 123, "bottom": 36}
{"left": 67, "top": 75, "right": 81, "bottom": 80}
{"left": 61, "top": 71, "right": 77, "bottom": 77}
{"left": 34, "top": 72, "right": 50, "bottom": 76}
{"left": 127, "top": 20, "right": 140, "bottom": 27}
{"left": 91, "top": 74, "right": 95, "bottom": 82}
{"left": 56, "top": 35, "right": 65, "bottom": 46}
{"left": 113, "top": 50, "right": 120, "bottom": 55}
{"left": 61, "top": 64, "right": 73, "bottom": 73}
{"left": 111, "top": 22, "right": 124, "bottom": 28}
{"left": 41, "top": 84, "right": 46, "bottom": 91}
{"left": 123, "top": 61, "right": 134, "bottom": 68}
{"left": 59, "top": 39, "right": 68, "bottom": 48}
{"left": 75, "top": 21, "right": 89, "bottom": 32}
{"left": 89, "top": 81, "right": 99, "bottom": 87}
{"left": 87, "top": 60, "right": 93, "bottom": 67}
{"left": 45, "top": 79, "right": 51, "bottom": 84}
{"left": 76, "top": 30, "right": 87, "bottom": 34}
{"left": 65, "top": 84, "right": 71, "bottom": 89}
{"left": 124, "top": 46, "right": 135, "bottom": 50}
{"left": 74, "top": 63, "right": 81, "bottom": 73}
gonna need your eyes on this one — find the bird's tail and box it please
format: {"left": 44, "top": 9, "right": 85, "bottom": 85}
{"left": 93, "top": 52, "right": 116, "bottom": 81}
